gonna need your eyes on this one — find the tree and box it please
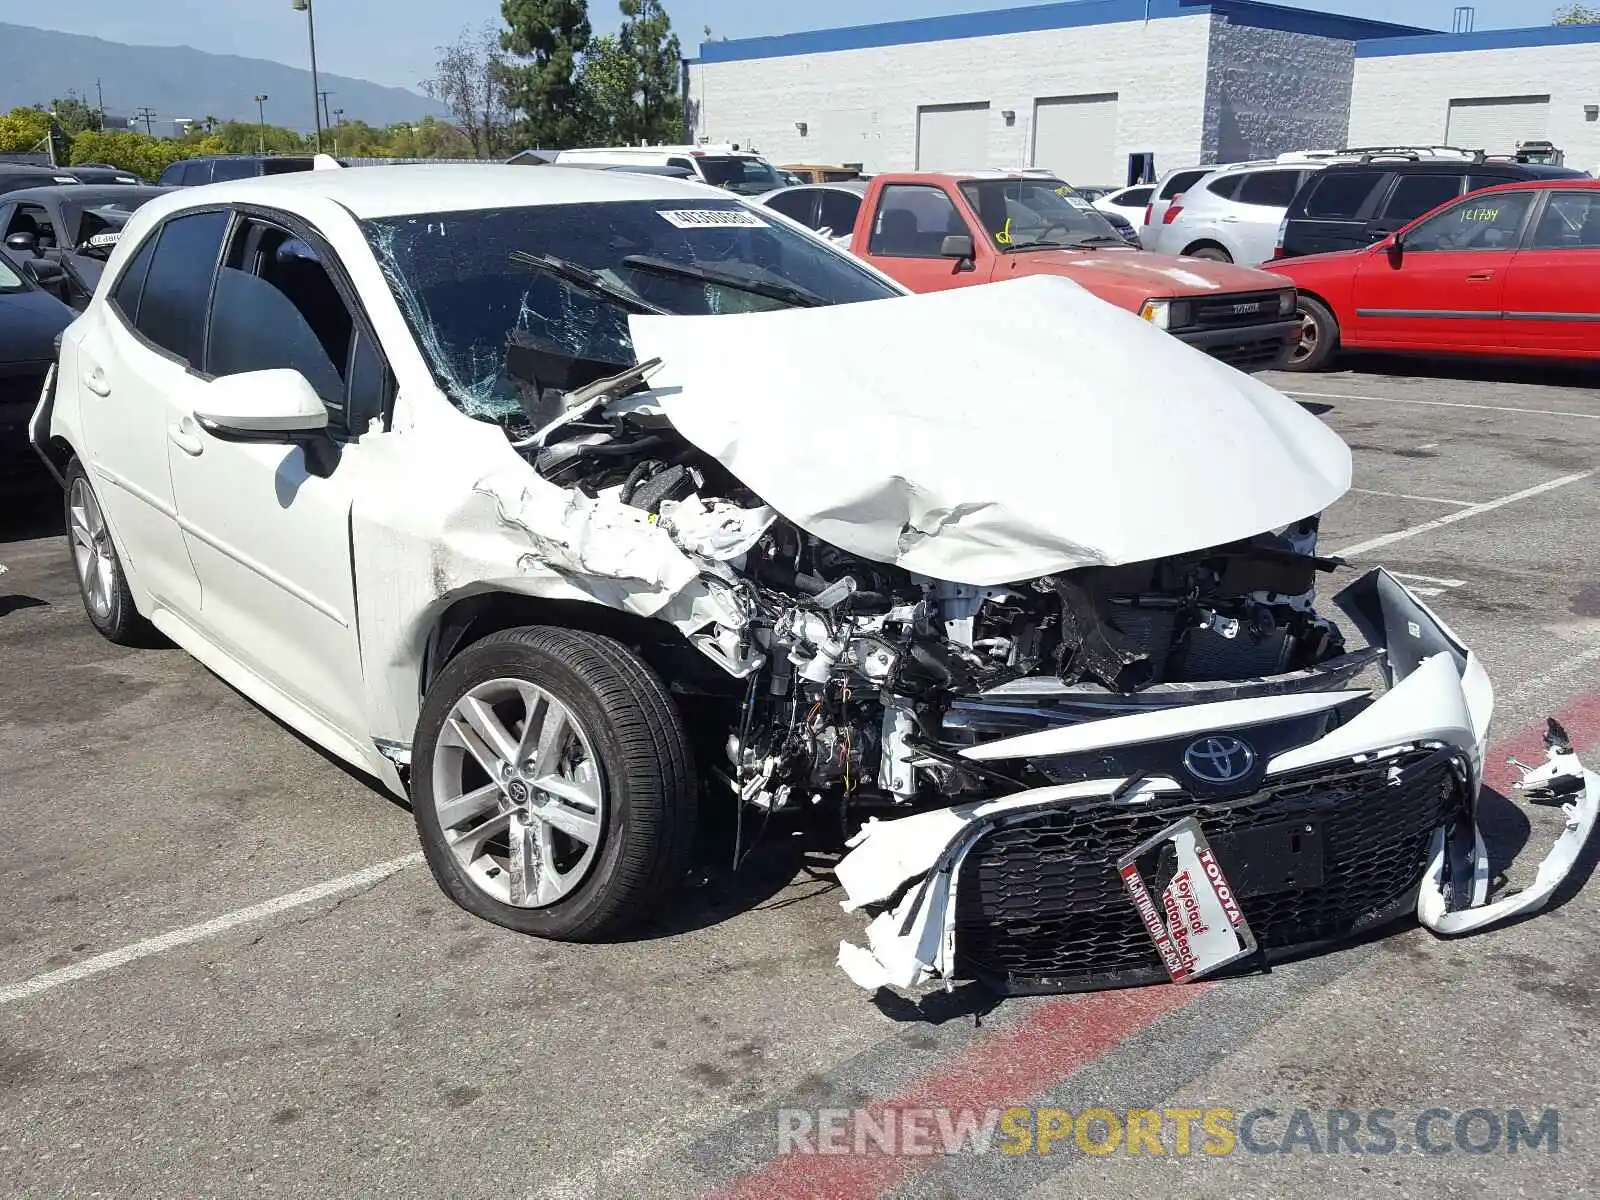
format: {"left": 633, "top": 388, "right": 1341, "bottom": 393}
{"left": 575, "top": 34, "right": 639, "bottom": 144}
{"left": 499, "top": 0, "right": 592, "bottom": 149}
{"left": 1553, "top": 3, "right": 1600, "bottom": 21}
{"left": 50, "top": 95, "right": 103, "bottom": 135}
{"left": 423, "top": 22, "right": 511, "bottom": 159}
{"left": 619, "top": 0, "right": 683, "bottom": 144}
{"left": 0, "top": 106, "right": 52, "bottom": 154}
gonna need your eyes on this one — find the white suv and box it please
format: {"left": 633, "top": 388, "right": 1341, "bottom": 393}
{"left": 554, "top": 144, "right": 785, "bottom": 196}
{"left": 1145, "top": 161, "right": 1324, "bottom": 265}
{"left": 30, "top": 165, "right": 1591, "bottom": 985}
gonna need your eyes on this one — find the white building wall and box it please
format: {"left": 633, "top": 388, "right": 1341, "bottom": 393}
{"left": 1350, "top": 45, "right": 1600, "bottom": 171}
{"left": 1203, "top": 20, "right": 1354, "bottom": 161}
{"left": 688, "top": 14, "right": 1215, "bottom": 180}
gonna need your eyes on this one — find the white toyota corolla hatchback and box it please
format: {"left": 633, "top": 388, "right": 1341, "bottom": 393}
{"left": 31, "top": 165, "right": 1595, "bottom": 994}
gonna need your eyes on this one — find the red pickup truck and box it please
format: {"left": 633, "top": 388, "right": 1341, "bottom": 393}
{"left": 764, "top": 172, "right": 1301, "bottom": 371}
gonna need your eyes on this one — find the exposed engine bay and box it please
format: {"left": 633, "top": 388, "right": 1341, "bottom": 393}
{"left": 502, "top": 331, "right": 1351, "bottom": 822}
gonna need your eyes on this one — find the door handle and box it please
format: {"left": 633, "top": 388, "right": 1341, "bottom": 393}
{"left": 168, "top": 422, "right": 204, "bottom": 456}
{"left": 82, "top": 367, "right": 110, "bottom": 397}
{"left": 1467, "top": 271, "right": 1495, "bottom": 282}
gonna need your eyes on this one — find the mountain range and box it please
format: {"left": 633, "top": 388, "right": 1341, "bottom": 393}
{"left": 0, "top": 22, "right": 448, "bottom": 133}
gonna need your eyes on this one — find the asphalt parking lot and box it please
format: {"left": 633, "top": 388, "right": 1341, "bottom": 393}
{"left": 2, "top": 356, "right": 1598, "bottom": 1198}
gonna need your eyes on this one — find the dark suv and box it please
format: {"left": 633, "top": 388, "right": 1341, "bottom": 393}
{"left": 1276, "top": 157, "right": 1588, "bottom": 260}
{"left": 157, "top": 156, "right": 321, "bottom": 186}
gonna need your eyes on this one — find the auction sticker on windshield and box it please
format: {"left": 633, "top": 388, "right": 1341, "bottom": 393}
{"left": 658, "top": 209, "right": 769, "bottom": 229}
{"left": 1118, "top": 817, "right": 1258, "bottom": 983}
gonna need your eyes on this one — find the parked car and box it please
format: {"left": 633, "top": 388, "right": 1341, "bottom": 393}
{"left": 1, "top": 247, "right": 73, "bottom": 489}
{"left": 32, "top": 166, "right": 1593, "bottom": 992}
{"left": 773, "top": 171, "right": 1299, "bottom": 371}
{"left": 781, "top": 164, "right": 862, "bottom": 184}
{"left": 0, "top": 185, "right": 172, "bottom": 309}
{"left": 1270, "top": 179, "right": 1600, "bottom": 370}
{"left": 554, "top": 144, "right": 785, "bottom": 195}
{"left": 157, "top": 155, "right": 329, "bottom": 186}
{"left": 65, "top": 165, "right": 143, "bottom": 186}
{"left": 1144, "top": 160, "right": 1327, "bottom": 264}
{"left": 757, "top": 180, "right": 870, "bottom": 245}
{"left": 1093, "top": 182, "right": 1155, "bottom": 220}
{"left": 0, "top": 163, "right": 83, "bottom": 198}
{"left": 1142, "top": 165, "right": 1215, "bottom": 232}
{"left": 1275, "top": 158, "right": 1587, "bottom": 260}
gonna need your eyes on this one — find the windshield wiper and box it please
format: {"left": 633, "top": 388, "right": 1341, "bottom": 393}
{"left": 510, "top": 251, "right": 669, "bottom": 316}
{"left": 621, "top": 254, "right": 827, "bottom": 309}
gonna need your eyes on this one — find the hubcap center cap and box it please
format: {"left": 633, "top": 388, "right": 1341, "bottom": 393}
{"left": 506, "top": 779, "right": 531, "bottom": 805}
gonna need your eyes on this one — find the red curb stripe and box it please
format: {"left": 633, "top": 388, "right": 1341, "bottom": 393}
{"left": 1482, "top": 691, "right": 1600, "bottom": 795}
{"left": 712, "top": 983, "right": 1207, "bottom": 1200}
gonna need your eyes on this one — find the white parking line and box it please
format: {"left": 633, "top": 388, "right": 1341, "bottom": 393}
{"left": 0, "top": 853, "right": 423, "bottom": 1007}
{"left": 1390, "top": 572, "right": 1468, "bottom": 598}
{"left": 1287, "top": 390, "right": 1600, "bottom": 422}
{"left": 1351, "top": 487, "right": 1480, "bottom": 508}
{"left": 1335, "top": 471, "right": 1594, "bottom": 559}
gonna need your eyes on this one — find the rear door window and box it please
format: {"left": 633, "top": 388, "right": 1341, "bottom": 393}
{"left": 1302, "top": 170, "right": 1387, "bottom": 218}
{"left": 1118, "top": 186, "right": 1153, "bottom": 207}
{"left": 817, "top": 190, "right": 862, "bottom": 237}
{"left": 765, "top": 189, "right": 819, "bottom": 227}
{"left": 209, "top": 159, "right": 259, "bottom": 182}
{"left": 1528, "top": 192, "right": 1600, "bottom": 249}
{"left": 1235, "top": 170, "right": 1305, "bottom": 208}
{"left": 1380, "top": 173, "right": 1464, "bottom": 223}
{"left": 1206, "top": 174, "right": 1244, "bottom": 200}
{"left": 133, "top": 209, "right": 229, "bottom": 366}
{"left": 109, "top": 232, "right": 160, "bottom": 323}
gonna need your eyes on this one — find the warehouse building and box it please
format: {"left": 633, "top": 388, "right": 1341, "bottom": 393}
{"left": 687, "top": 1, "right": 1600, "bottom": 185}
{"left": 1349, "top": 23, "right": 1600, "bottom": 175}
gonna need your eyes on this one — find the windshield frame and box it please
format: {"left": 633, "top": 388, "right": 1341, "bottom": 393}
{"left": 959, "top": 177, "right": 1126, "bottom": 251}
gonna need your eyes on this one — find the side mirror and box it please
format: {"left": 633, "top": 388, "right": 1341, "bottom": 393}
{"left": 22, "top": 258, "right": 67, "bottom": 287}
{"left": 193, "top": 369, "right": 329, "bottom": 442}
{"left": 5, "top": 231, "right": 38, "bottom": 256}
{"left": 1385, "top": 235, "right": 1405, "bottom": 268}
{"left": 940, "top": 233, "right": 975, "bottom": 260}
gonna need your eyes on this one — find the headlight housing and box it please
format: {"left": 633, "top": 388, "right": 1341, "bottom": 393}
{"left": 1278, "top": 289, "right": 1297, "bottom": 316}
{"left": 1139, "top": 299, "right": 1191, "bottom": 330}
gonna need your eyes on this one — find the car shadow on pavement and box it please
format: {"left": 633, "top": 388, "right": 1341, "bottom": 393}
{"left": 1328, "top": 353, "right": 1599, "bottom": 391}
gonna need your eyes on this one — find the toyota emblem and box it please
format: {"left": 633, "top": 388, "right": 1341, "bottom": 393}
{"left": 1183, "top": 735, "right": 1256, "bottom": 785}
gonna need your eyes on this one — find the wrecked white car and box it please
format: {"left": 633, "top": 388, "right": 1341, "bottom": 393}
{"left": 33, "top": 167, "right": 1597, "bottom": 992}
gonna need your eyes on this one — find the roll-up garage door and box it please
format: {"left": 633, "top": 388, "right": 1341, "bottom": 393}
{"left": 1445, "top": 96, "right": 1550, "bottom": 156}
{"left": 916, "top": 103, "right": 990, "bottom": 171}
{"left": 1031, "top": 94, "right": 1119, "bottom": 187}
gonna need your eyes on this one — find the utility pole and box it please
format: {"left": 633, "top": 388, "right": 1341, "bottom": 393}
{"left": 135, "top": 106, "right": 156, "bottom": 137}
{"left": 291, "top": 1, "right": 323, "bottom": 153}
{"left": 318, "top": 90, "right": 334, "bottom": 133}
{"left": 254, "top": 93, "right": 270, "bottom": 154}
{"left": 95, "top": 78, "right": 104, "bottom": 117}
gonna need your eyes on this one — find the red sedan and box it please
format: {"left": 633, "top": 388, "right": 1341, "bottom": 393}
{"left": 1271, "top": 179, "right": 1600, "bottom": 371}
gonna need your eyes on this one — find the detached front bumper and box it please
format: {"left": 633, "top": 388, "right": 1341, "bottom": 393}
{"left": 836, "top": 569, "right": 1600, "bottom": 994}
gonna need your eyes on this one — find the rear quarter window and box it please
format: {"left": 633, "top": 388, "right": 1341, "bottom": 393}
{"left": 1206, "top": 174, "right": 1244, "bottom": 200}
{"left": 1160, "top": 169, "right": 1208, "bottom": 199}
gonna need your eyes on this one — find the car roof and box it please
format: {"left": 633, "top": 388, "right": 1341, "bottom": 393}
{"left": 765, "top": 180, "right": 870, "bottom": 196}
{"left": 2, "top": 184, "right": 168, "bottom": 209}
{"left": 1316, "top": 159, "right": 1588, "bottom": 178}
{"left": 138, "top": 163, "right": 727, "bottom": 221}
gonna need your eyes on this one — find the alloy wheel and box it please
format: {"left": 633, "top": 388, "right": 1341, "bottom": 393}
{"left": 68, "top": 477, "right": 115, "bottom": 620}
{"left": 1291, "top": 312, "right": 1319, "bottom": 366}
{"left": 431, "top": 678, "right": 605, "bottom": 908}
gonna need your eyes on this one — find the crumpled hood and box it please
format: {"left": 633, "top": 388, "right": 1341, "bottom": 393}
{"left": 628, "top": 275, "right": 1351, "bottom": 586}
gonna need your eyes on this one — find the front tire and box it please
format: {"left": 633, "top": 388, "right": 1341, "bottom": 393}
{"left": 1186, "top": 244, "right": 1233, "bottom": 263}
{"left": 1284, "top": 295, "right": 1339, "bottom": 372}
{"left": 63, "top": 458, "right": 152, "bottom": 645}
{"left": 412, "top": 626, "right": 697, "bottom": 941}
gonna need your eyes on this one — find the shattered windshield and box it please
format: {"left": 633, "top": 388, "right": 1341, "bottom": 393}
{"left": 960, "top": 178, "right": 1125, "bottom": 250}
{"left": 364, "top": 200, "right": 898, "bottom": 420}
{"left": 694, "top": 156, "right": 784, "bottom": 196}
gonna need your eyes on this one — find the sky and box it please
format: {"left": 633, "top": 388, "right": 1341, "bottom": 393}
{"left": 0, "top": 1, "right": 1570, "bottom": 94}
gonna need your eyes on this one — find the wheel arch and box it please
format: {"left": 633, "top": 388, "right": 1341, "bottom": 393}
{"left": 1180, "top": 238, "right": 1232, "bottom": 260}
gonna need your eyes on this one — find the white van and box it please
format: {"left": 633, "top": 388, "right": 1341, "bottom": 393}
{"left": 554, "top": 144, "right": 785, "bottom": 196}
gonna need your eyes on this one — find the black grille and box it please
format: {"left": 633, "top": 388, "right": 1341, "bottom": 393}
{"left": 954, "top": 749, "right": 1464, "bottom": 994}
{"left": 1192, "top": 291, "right": 1284, "bottom": 328}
